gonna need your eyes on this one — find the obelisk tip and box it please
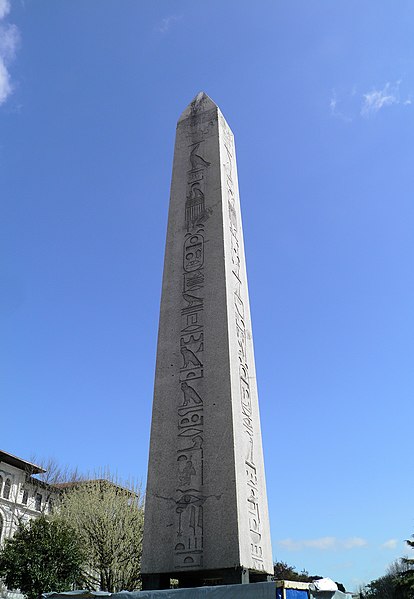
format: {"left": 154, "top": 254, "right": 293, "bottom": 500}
{"left": 178, "top": 91, "right": 218, "bottom": 123}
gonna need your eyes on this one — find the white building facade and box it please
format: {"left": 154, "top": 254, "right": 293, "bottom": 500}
{"left": 0, "top": 450, "right": 56, "bottom": 546}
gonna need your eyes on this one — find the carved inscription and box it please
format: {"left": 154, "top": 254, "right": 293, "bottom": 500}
{"left": 185, "top": 107, "right": 217, "bottom": 141}
{"left": 221, "top": 122, "right": 266, "bottom": 571}
{"left": 174, "top": 139, "right": 210, "bottom": 569}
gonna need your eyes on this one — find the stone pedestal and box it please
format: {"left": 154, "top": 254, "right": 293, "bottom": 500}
{"left": 142, "top": 92, "right": 273, "bottom": 588}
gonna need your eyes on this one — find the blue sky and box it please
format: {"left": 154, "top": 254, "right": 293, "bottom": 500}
{"left": 1, "top": 0, "right": 413, "bottom": 592}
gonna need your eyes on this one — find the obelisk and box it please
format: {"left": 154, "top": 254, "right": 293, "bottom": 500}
{"left": 142, "top": 92, "right": 273, "bottom": 589}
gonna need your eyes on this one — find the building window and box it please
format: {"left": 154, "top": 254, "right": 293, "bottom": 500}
{"left": 35, "top": 493, "right": 42, "bottom": 511}
{"left": 22, "top": 488, "right": 28, "bottom": 505}
{"left": 3, "top": 479, "right": 11, "bottom": 500}
{"left": 0, "top": 513, "right": 3, "bottom": 543}
{"left": 0, "top": 476, "right": 3, "bottom": 496}
{"left": 48, "top": 499, "right": 54, "bottom": 514}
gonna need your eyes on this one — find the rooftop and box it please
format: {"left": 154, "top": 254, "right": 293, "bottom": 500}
{"left": 0, "top": 449, "right": 46, "bottom": 475}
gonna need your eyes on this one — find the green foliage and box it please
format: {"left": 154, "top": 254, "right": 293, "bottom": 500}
{"left": 359, "top": 556, "right": 414, "bottom": 599}
{"left": 397, "top": 534, "right": 414, "bottom": 598}
{"left": 56, "top": 478, "right": 144, "bottom": 592}
{"left": 273, "top": 560, "right": 315, "bottom": 582}
{"left": 0, "top": 516, "right": 83, "bottom": 599}
{"left": 396, "top": 571, "right": 414, "bottom": 599}
{"left": 273, "top": 561, "right": 345, "bottom": 591}
{"left": 361, "top": 574, "right": 398, "bottom": 599}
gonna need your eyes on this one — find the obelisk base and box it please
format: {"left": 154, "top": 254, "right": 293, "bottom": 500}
{"left": 142, "top": 568, "right": 272, "bottom": 590}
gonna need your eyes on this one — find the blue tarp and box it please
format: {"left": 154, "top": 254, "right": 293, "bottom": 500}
{"left": 275, "top": 585, "right": 351, "bottom": 599}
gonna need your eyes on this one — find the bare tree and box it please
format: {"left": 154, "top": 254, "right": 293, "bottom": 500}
{"left": 26, "top": 456, "right": 84, "bottom": 518}
{"left": 29, "top": 455, "right": 84, "bottom": 486}
{"left": 386, "top": 558, "right": 411, "bottom": 577}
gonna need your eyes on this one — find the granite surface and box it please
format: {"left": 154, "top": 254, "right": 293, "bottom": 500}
{"left": 142, "top": 92, "right": 273, "bottom": 578}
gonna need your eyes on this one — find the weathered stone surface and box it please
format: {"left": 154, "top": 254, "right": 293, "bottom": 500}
{"left": 142, "top": 92, "right": 273, "bottom": 585}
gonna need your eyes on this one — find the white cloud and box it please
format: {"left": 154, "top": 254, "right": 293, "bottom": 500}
{"left": 343, "top": 537, "right": 368, "bottom": 549}
{"left": 277, "top": 536, "right": 368, "bottom": 551}
{"left": 0, "top": 23, "right": 19, "bottom": 61}
{"left": 381, "top": 539, "right": 398, "bottom": 550}
{"left": 0, "top": 58, "right": 11, "bottom": 103}
{"left": 361, "top": 81, "right": 400, "bottom": 117}
{"left": 330, "top": 80, "right": 412, "bottom": 121}
{"left": 329, "top": 89, "right": 352, "bottom": 122}
{"left": 329, "top": 93, "right": 337, "bottom": 114}
{"left": 0, "top": 0, "right": 10, "bottom": 20}
{"left": 279, "top": 536, "right": 336, "bottom": 551}
{"left": 0, "top": 2, "right": 19, "bottom": 106}
{"left": 155, "top": 15, "right": 182, "bottom": 34}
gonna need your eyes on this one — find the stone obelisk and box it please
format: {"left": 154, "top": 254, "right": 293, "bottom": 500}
{"left": 142, "top": 92, "right": 273, "bottom": 589}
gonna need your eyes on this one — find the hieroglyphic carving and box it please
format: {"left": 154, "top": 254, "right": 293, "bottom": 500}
{"left": 190, "top": 143, "right": 211, "bottom": 169}
{"left": 174, "top": 137, "right": 210, "bottom": 569}
{"left": 185, "top": 186, "right": 205, "bottom": 230}
{"left": 221, "top": 122, "right": 266, "bottom": 571}
{"left": 185, "top": 107, "right": 217, "bottom": 141}
{"left": 183, "top": 233, "right": 204, "bottom": 270}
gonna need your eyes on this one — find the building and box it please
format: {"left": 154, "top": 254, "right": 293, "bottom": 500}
{"left": 0, "top": 450, "right": 56, "bottom": 546}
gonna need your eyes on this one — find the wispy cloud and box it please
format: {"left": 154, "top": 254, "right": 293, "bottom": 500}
{"left": 361, "top": 81, "right": 400, "bottom": 118}
{"left": 343, "top": 537, "right": 368, "bottom": 549}
{"left": 0, "top": 0, "right": 10, "bottom": 20}
{"left": 278, "top": 536, "right": 368, "bottom": 551}
{"left": 0, "top": 0, "right": 19, "bottom": 106}
{"left": 381, "top": 539, "right": 398, "bottom": 550}
{"left": 330, "top": 80, "right": 412, "bottom": 122}
{"left": 329, "top": 90, "right": 352, "bottom": 122}
{"left": 155, "top": 15, "right": 183, "bottom": 34}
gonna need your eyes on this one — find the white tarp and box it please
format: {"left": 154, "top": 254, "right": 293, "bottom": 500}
{"left": 113, "top": 582, "right": 276, "bottom": 599}
{"left": 309, "top": 578, "right": 338, "bottom": 592}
